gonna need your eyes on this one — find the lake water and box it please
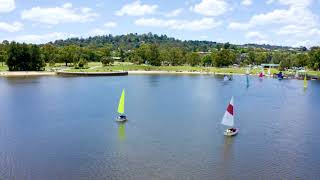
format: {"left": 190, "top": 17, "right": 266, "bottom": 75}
{"left": 0, "top": 75, "right": 320, "bottom": 180}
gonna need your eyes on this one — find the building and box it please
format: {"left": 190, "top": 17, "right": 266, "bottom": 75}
{"left": 261, "top": 64, "right": 280, "bottom": 68}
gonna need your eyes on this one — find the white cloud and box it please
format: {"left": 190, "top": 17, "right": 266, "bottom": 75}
{"left": 21, "top": 3, "right": 98, "bottom": 25}
{"left": 229, "top": 0, "right": 317, "bottom": 30}
{"left": 6, "top": 32, "right": 76, "bottom": 44}
{"left": 164, "top": 8, "right": 184, "bottom": 17}
{"left": 266, "top": 0, "right": 275, "bottom": 4}
{"left": 241, "top": 0, "right": 252, "bottom": 6}
{"left": 104, "top": 21, "right": 117, "bottom": 28}
{"left": 0, "top": 21, "right": 23, "bottom": 32}
{"left": 116, "top": 0, "right": 158, "bottom": 16}
{"left": 229, "top": 0, "right": 320, "bottom": 47}
{"left": 190, "top": 0, "right": 230, "bottom": 16}
{"left": 245, "top": 31, "right": 267, "bottom": 39}
{"left": 0, "top": 0, "right": 15, "bottom": 13}
{"left": 89, "top": 28, "right": 110, "bottom": 36}
{"left": 135, "top": 17, "right": 221, "bottom": 31}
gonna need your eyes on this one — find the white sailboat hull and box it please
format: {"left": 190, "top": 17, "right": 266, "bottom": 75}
{"left": 224, "top": 128, "right": 239, "bottom": 136}
{"left": 116, "top": 116, "right": 128, "bottom": 122}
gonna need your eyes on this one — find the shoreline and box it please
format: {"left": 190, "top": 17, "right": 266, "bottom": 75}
{"left": 0, "top": 71, "right": 56, "bottom": 77}
{"left": 127, "top": 70, "right": 246, "bottom": 76}
{"left": 0, "top": 70, "right": 317, "bottom": 79}
{"left": 0, "top": 70, "right": 248, "bottom": 77}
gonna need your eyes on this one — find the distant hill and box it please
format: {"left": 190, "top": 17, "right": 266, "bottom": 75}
{"left": 51, "top": 33, "right": 304, "bottom": 51}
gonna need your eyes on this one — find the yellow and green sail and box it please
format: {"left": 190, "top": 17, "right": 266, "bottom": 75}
{"left": 118, "top": 89, "right": 125, "bottom": 114}
{"left": 304, "top": 74, "right": 307, "bottom": 89}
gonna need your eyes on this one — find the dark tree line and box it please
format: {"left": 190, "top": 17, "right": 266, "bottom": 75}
{"left": 5, "top": 42, "right": 45, "bottom": 71}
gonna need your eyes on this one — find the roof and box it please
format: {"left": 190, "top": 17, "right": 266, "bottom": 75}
{"left": 261, "top": 64, "right": 280, "bottom": 67}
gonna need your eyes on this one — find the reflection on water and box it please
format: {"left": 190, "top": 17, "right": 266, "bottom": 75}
{"left": 118, "top": 123, "right": 126, "bottom": 142}
{"left": 222, "top": 137, "right": 234, "bottom": 162}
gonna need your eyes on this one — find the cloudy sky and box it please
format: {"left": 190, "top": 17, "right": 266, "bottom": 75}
{"left": 0, "top": 0, "right": 320, "bottom": 47}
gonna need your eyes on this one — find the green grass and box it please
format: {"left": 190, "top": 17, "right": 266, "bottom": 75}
{"left": 0, "top": 65, "right": 8, "bottom": 71}
{"left": 65, "top": 63, "right": 282, "bottom": 75}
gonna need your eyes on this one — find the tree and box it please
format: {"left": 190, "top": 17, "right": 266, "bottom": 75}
{"left": 292, "top": 53, "right": 309, "bottom": 67}
{"left": 40, "top": 44, "right": 58, "bottom": 63}
{"left": 186, "top": 52, "right": 200, "bottom": 66}
{"left": 309, "top": 47, "right": 320, "bottom": 70}
{"left": 77, "top": 58, "right": 88, "bottom": 68}
{"left": 101, "top": 56, "right": 114, "bottom": 66}
{"left": 213, "top": 49, "right": 236, "bottom": 67}
{"left": 201, "top": 54, "right": 213, "bottom": 66}
{"left": 0, "top": 46, "right": 7, "bottom": 66}
{"left": 6, "top": 42, "right": 45, "bottom": 71}
{"left": 279, "top": 56, "right": 292, "bottom": 70}
{"left": 30, "top": 45, "right": 45, "bottom": 71}
{"left": 146, "top": 44, "right": 161, "bottom": 66}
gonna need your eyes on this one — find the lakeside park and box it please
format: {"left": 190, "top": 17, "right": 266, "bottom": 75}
{"left": 1, "top": 0, "right": 320, "bottom": 179}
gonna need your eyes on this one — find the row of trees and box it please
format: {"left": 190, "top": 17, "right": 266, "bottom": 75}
{"left": 0, "top": 40, "right": 320, "bottom": 71}
{"left": 128, "top": 44, "right": 320, "bottom": 70}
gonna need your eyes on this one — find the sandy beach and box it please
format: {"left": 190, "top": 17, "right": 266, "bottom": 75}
{"left": 0, "top": 71, "right": 56, "bottom": 77}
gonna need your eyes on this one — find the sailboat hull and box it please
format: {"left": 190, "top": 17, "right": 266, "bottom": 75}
{"left": 116, "top": 115, "right": 128, "bottom": 122}
{"left": 224, "top": 128, "right": 239, "bottom": 136}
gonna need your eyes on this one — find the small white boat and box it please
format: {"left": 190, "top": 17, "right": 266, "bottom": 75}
{"left": 224, "top": 128, "right": 239, "bottom": 136}
{"left": 116, "top": 115, "right": 128, "bottom": 122}
{"left": 221, "top": 97, "right": 239, "bottom": 136}
{"left": 116, "top": 89, "right": 127, "bottom": 122}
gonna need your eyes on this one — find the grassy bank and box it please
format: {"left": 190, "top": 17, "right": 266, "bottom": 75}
{"left": 65, "top": 63, "right": 280, "bottom": 75}
{"left": 0, "top": 65, "right": 8, "bottom": 71}
{"left": 2, "top": 62, "right": 320, "bottom": 77}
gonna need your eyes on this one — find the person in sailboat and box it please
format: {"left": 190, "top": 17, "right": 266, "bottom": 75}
{"left": 223, "top": 75, "right": 229, "bottom": 81}
{"left": 224, "top": 75, "right": 232, "bottom": 81}
{"left": 277, "top": 71, "right": 284, "bottom": 79}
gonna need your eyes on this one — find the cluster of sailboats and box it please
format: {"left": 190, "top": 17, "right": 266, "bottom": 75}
{"left": 116, "top": 69, "right": 308, "bottom": 137}
{"left": 115, "top": 89, "right": 239, "bottom": 136}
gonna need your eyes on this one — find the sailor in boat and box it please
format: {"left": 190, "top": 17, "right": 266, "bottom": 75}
{"left": 277, "top": 71, "right": 284, "bottom": 80}
{"left": 259, "top": 72, "right": 264, "bottom": 78}
{"left": 118, "top": 115, "right": 127, "bottom": 122}
{"left": 224, "top": 75, "right": 232, "bottom": 81}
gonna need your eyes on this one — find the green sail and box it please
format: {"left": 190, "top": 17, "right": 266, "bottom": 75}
{"left": 118, "top": 89, "right": 125, "bottom": 114}
{"left": 304, "top": 74, "right": 307, "bottom": 89}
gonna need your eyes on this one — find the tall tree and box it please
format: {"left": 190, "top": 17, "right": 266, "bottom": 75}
{"left": 186, "top": 52, "right": 200, "bottom": 66}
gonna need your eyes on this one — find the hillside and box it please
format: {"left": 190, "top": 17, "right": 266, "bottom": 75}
{"left": 51, "top": 33, "right": 304, "bottom": 52}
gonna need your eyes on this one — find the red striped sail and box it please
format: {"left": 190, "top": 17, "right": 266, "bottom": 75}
{"left": 221, "top": 97, "right": 234, "bottom": 127}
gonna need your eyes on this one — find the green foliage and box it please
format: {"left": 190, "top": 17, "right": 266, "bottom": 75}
{"left": 309, "top": 47, "right": 320, "bottom": 70}
{"left": 213, "top": 49, "right": 236, "bottom": 67}
{"left": 49, "top": 60, "right": 55, "bottom": 67}
{"left": 6, "top": 42, "right": 45, "bottom": 71}
{"left": 77, "top": 58, "right": 88, "bottom": 68}
{"left": 101, "top": 56, "right": 114, "bottom": 66}
{"left": 0, "top": 46, "right": 7, "bottom": 66}
{"left": 202, "top": 55, "right": 213, "bottom": 66}
{"left": 186, "top": 52, "right": 200, "bottom": 66}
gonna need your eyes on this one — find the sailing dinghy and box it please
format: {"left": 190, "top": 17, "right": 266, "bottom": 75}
{"left": 116, "top": 89, "right": 127, "bottom": 122}
{"left": 221, "top": 97, "right": 239, "bottom": 136}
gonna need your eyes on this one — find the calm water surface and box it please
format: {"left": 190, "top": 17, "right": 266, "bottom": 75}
{"left": 0, "top": 75, "right": 320, "bottom": 180}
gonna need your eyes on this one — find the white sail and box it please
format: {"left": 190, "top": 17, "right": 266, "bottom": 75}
{"left": 268, "top": 68, "right": 271, "bottom": 76}
{"left": 221, "top": 97, "right": 234, "bottom": 127}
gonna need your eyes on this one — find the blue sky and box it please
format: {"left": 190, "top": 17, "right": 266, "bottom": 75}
{"left": 0, "top": 0, "right": 320, "bottom": 47}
